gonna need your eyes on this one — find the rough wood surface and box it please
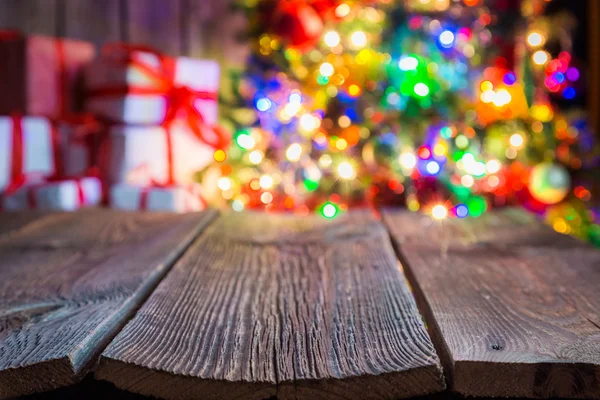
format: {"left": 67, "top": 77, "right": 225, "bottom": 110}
{"left": 96, "top": 211, "right": 445, "bottom": 400}
{"left": 0, "top": 211, "right": 49, "bottom": 237}
{"left": 383, "top": 209, "right": 600, "bottom": 399}
{"left": 0, "top": 210, "right": 217, "bottom": 399}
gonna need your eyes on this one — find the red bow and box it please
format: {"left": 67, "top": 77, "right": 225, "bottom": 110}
{"left": 87, "top": 43, "right": 229, "bottom": 150}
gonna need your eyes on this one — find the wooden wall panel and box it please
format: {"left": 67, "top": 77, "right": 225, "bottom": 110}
{"left": 126, "top": 0, "right": 183, "bottom": 56}
{"left": 0, "top": 0, "right": 249, "bottom": 62}
{"left": 205, "top": 0, "right": 249, "bottom": 66}
{"left": 63, "top": 0, "right": 122, "bottom": 48}
{"left": 0, "top": 0, "right": 57, "bottom": 35}
{"left": 183, "top": 0, "right": 213, "bottom": 58}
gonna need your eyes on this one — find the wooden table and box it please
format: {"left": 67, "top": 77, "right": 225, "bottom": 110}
{"left": 0, "top": 209, "right": 598, "bottom": 400}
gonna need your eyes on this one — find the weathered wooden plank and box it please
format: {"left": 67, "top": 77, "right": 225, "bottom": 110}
{"left": 383, "top": 209, "right": 600, "bottom": 399}
{"left": 63, "top": 0, "right": 122, "bottom": 48}
{"left": 126, "top": 0, "right": 182, "bottom": 56}
{"left": 96, "top": 211, "right": 446, "bottom": 400}
{"left": 0, "top": 209, "right": 218, "bottom": 399}
{"left": 0, "top": 0, "right": 57, "bottom": 35}
{"left": 0, "top": 212, "right": 49, "bottom": 237}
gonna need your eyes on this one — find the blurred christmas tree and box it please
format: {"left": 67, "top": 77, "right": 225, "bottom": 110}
{"left": 199, "top": 0, "right": 600, "bottom": 245}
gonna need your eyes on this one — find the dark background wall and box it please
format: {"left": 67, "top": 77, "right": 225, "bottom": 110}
{"left": 0, "top": 0, "right": 249, "bottom": 66}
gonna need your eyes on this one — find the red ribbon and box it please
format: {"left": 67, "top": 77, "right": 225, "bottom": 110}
{"left": 25, "top": 177, "right": 87, "bottom": 209}
{"left": 8, "top": 113, "right": 24, "bottom": 192}
{"left": 5, "top": 113, "right": 64, "bottom": 193}
{"left": 138, "top": 187, "right": 150, "bottom": 210}
{"left": 87, "top": 43, "right": 228, "bottom": 151}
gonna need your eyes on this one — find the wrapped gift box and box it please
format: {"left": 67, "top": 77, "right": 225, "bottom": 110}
{"left": 85, "top": 46, "right": 219, "bottom": 127}
{"left": 0, "top": 33, "right": 95, "bottom": 118}
{"left": 59, "top": 122, "right": 102, "bottom": 177}
{"left": 101, "top": 120, "right": 217, "bottom": 186}
{"left": 1, "top": 177, "right": 102, "bottom": 211}
{"left": 109, "top": 183, "right": 205, "bottom": 213}
{"left": 0, "top": 115, "right": 63, "bottom": 192}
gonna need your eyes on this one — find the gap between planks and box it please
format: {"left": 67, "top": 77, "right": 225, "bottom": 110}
{"left": 383, "top": 209, "right": 600, "bottom": 399}
{"left": 95, "top": 211, "right": 446, "bottom": 400}
{"left": 0, "top": 210, "right": 219, "bottom": 399}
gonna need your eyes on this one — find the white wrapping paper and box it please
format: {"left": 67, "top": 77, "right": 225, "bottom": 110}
{"left": 85, "top": 51, "right": 219, "bottom": 126}
{"left": 2, "top": 177, "right": 102, "bottom": 211}
{"left": 109, "top": 183, "right": 205, "bottom": 213}
{"left": 103, "top": 120, "right": 214, "bottom": 186}
{"left": 0, "top": 116, "right": 59, "bottom": 192}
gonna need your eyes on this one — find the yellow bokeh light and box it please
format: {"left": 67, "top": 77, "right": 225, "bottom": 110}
{"left": 493, "top": 89, "right": 512, "bottom": 107}
{"left": 217, "top": 177, "right": 232, "bottom": 191}
{"left": 335, "top": 3, "right": 350, "bottom": 18}
{"left": 433, "top": 142, "right": 447, "bottom": 156}
{"left": 260, "top": 192, "right": 273, "bottom": 204}
{"left": 532, "top": 50, "right": 549, "bottom": 65}
{"left": 337, "top": 161, "right": 356, "bottom": 180}
{"left": 480, "top": 90, "right": 495, "bottom": 103}
{"left": 399, "top": 152, "right": 417, "bottom": 170}
{"left": 214, "top": 149, "right": 226, "bottom": 162}
{"left": 348, "top": 84, "right": 361, "bottom": 97}
{"left": 350, "top": 31, "right": 367, "bottom": 49}
{"left": 461, "top": 175, "right": 474, "bottom": 188}
{"left": 509, "top": 133, "right": 524, "bottom": 148}
{"left": 553, "top": 219, "right": 568, "bottom": 234}
{"left": 286, "top": 143, "right": 303, "bottom": 162}
{"left": 319, "top": 62, "right": 334, "bottom": 77}
{"left": 319, "top": 154, "right": 332, "bottom": 167}
{"left": 249, "top": 150, "right": 263, "bottom": 165}
{"left": 338, "top": 115, "right": 351, "bottom": 128}
{"left": 527, "top": 32, "right": 545, "bottom": 47}
{"left": 480, "top": 80, "right": 493, "bottom": 92}
{"left": 259, "top": 175, "right": 274, "bottom": 189}
{"left": 336, "top": 138, "right": 348, "bottom": 150}
{"left": 486, "top": 159, "right": 501, "bottom": 174}
{"left": 324, "top": 31, "right": 341, "bottom": 47}
{"left": 431, "top": 205, "right": 448, "bottom": 220}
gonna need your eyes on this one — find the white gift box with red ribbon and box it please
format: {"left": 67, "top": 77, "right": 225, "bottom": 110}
{"left": 109, "top": 183, "right": 205, "bottom": 213}
{"left": 85, "top": 46, "right": 219, "bottom": 127}
{"left": 59, "top": 127, "right": 97, "bottom": 177}
{"left": 0, "top": 115, "right": 62, "bottom": 193}
{"left": 2, "top": 177, "right": 102, "bottom": 211}
{"left": 102, "top": 121, "right": 217, "bottom": 186}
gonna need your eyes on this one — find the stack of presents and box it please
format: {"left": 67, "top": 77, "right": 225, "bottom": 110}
{"left": 0, "top": 33, "right": 229, "bottom": 213}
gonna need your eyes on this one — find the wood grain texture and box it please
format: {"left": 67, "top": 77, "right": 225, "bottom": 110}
{"left": 0, "top": 212, "right": 49, "bottom": 237}
{"left": 96, "top": 211, "right": 445, "bottom": 400}
{"left": 126, "top": 0, "right": 182, "bottom": 56}
{"left": 63, "top": 0, "right": 122, "bottom": 48}
{"left": 0, "top": 209, "right": 218, "bottom": 399}
{"left": 383, "top": 208, "right": 600, "bottom": 399}
{"left": 0, "top": 0, "right": 57, "bottom": 35}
